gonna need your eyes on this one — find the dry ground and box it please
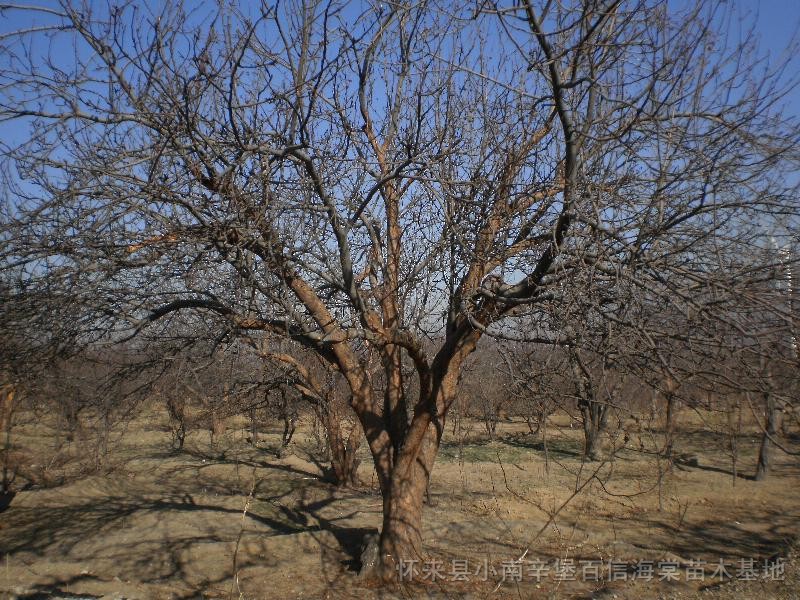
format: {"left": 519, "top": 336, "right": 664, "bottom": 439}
{"left": 1, "top": 405, "right": 798, "bottom": 599}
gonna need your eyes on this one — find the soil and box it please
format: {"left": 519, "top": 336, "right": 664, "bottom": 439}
{"left": 1, "top": 408, "right": 798, "bottom": 599}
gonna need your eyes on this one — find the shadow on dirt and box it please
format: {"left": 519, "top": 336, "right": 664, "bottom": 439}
{"left": 0, "top": 442, "right": 382, "bottom": 598}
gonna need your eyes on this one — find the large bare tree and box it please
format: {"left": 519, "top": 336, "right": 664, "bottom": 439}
{"left": 1, "top": 0, "right": 798, "bottom": 578}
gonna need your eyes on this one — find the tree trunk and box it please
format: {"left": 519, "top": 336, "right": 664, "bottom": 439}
{"left": 167, "top": 396, "right": 186, "bottom": 450}
{"left": 375, "top": 419, "right": 439, "bottom": 580}
{"left": 483, "top": 404, "right": 498, "bottom": 440}
{"left": 664, "top": 392, "right": 676, "bottom": 463}
{"left": 526, "top": 414, "right": 541, "bottom": 437}
{"left": 580, "top": 401, "right": 607, "bottom": 461}
{"left": 209, "top": 408, "right": 226, "bottom": 450}
{"left": 1, "top": 385, "right": 15, "bottom": 494}
{"left": 63, "top": 402, "right": 80, "bottom": 443}
{"left": 248, "top": 408, "right": 259, "bottom": 445}
{"left": 661, "top": 376, "right": 679, "bottom": 464}
{"left": 323, "top": 406, "right": 362, "bottom": 487}
{"left": 276, "top": 389, "right": 297, "bottom": 458}
{"left": 378, "top": 476, "right": 426, "bottom": 577}
{"left": 755, "top": 390, "right": 779, "bottom": 481}
{"left": 355, "top": 329, "right": 478, "bottom": 580}
{"left": 330, "top": 442, "right": 361, "bottom": 487}
{"left": 727, "top": 400, "right": 741, "bottom": 485}
{"left": 0, "top": 386, "right": 13, "bottom": 438}
{"left": 570, "top": 350, "right": 606, "bottom": 461}
{"left": 281, "top": 411, "right": 296, "bottom": 449}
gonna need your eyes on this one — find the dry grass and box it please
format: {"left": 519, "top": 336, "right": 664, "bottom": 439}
{"left": 1, "top": 405, "right": 798, "bottom": 599}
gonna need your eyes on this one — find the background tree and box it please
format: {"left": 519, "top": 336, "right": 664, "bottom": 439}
{"left": 499, "top": 343, "right": 559, "bottom": 440}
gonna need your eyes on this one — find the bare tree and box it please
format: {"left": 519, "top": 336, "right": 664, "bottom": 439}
{"left": 2, "top": 0, "right": 798, "bottom": 578}
{"left": 460, "top": 344, "right": 510, "bottom": 441}
{"left": 568, "top": 347, "right": 610, "bottom": 460}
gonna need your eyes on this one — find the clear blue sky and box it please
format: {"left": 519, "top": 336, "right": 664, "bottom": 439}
{"left": 753, "top": 0, "right": 800, "bottom": 53}
{"left": 743, "top": 0, "right": 800, "bottom": 115}
{"left": 1, "top": 1, "right": 799, "bottom": 145}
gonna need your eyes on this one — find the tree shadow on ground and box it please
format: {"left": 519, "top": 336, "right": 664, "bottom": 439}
{"left": 0, "top": 448, "right": 382, "bottom": 598}
{"left": 673, "top": 457, "right": 755, "bottom": 481}
{"left": 500, "top": 433, "right": 584, "bottom": 459}
{"left": 177, "top": 446, "right": 325, "bottom": 480}
{"left": 647, "top": 508, "right": 799, "bottom": 561}
{"left": 17, "top": 583, "right": 103, "bottom": 599}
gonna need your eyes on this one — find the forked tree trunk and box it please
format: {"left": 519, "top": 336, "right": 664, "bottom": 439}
{"left": 569, "top": 350, "right": 607, "bottom": 461}
{"left": 662, "top": 376, "right": 679, "bottom": 464}
{"left": 483, "top": 405, "right": 498, "bottom": 440}
{"left": 281, "top": 410, "right": 296, "bottom": 450}
{"left": 526, "top": 414, "right": 541, "bottom": 437}
{"left": 320, "top": 404, "right": 362, "bottom": 487}
{"left": 330, "top": 433, "right": 361, "bottom": 487}
{"left": 62, "top": 402, "right": 80, "bottom": 442}
{"left": 580, "top": 400, "right": 607, "bottom": 461}
{"left": 346, "top": 327, "right": 479, "bottom": 580}
{"left": 166, "top": 396, "right": 186, "bottom": 450}
{"left": 209, "top": 385, "right": 229, "bottom": 450}
{"left": 209, "top": 408, "right": 226, "bottom": 450}
{"left": 276, "top": 389, "right": 297, "bottom": 458}
{"left": 0, "top": 385, "right": 13, "bottom": 447}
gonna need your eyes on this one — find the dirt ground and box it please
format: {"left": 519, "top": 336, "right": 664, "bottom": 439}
{"left": 1, "top": 406, "right": 798, "bottom": 599}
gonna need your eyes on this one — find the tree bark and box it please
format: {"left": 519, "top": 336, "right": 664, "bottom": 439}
{"left": 662, "top": 376, "right": 679, "bottom": 464}
{"left": 580, "top": 401, "right": 607, "bottom": 461}
{"left": 167, "top": 395, "right": 186, "bottom": 450}
{"left": 755, "top": 390, "right": 779, "bottom": 481}
{"left": 727, "top": 400, "right": 741, "bottom": 485}
{"left": 526, "top": 414, "right": 542, "bottom": 437}
{"left": 375, "top": 418, "right": 439, "bottom": 580}
{"left": 0, "top": 385, "right": 14, "bottom": 449}
{"left": 248, "top": 407, "right": 259, "bottom": 445}
{"left": 664, "top": 392, "right": 676, "bottom": 463}
{"left": 360, "top": 347, "right": 468, "bottom": 581}
{"left": 1, "top": 385, "right": 15, "bottom": 494}
{"left": 320, "top": 404, "right": 362, "bottom": 487}
{"left": 571, "top": 352, "right": 607, "bottom": 461}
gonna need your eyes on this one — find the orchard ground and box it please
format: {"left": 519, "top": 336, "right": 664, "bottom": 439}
{"left": 1, "top": 406, "right": 798, "bottom": 599}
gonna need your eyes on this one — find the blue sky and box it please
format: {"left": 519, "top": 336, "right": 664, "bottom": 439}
{"left": 742, "top": 0, "right": 800, "bottom": 115}
{"left": 753, "top": 0, "right": 799, "bottom": 53}
{"left": 1, "top": 1, "right": 799, "bottom": 155}
{"left": 1, "top": 0, "right": 798, "bottom": 115}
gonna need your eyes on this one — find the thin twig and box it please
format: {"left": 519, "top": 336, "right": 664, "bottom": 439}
{"left": 229, "top": 467, "right": 258, "bottom": 600}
